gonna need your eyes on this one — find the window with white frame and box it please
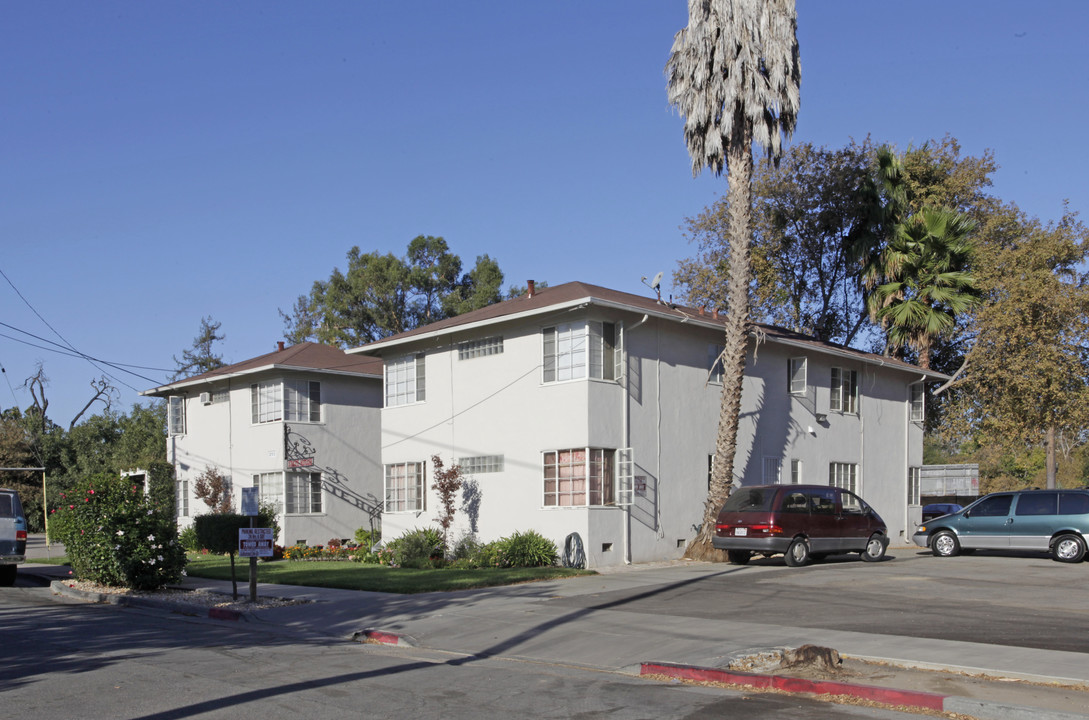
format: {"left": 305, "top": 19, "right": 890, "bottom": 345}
{"left": 251, "top": 381, "right": 283, "bottom": 424}
{"left": 385, "top": 461, "right": 425, "bottom": 512}
{"left": 286, "top": 472, "right": 323, "bottom": 514}
{"left": 176, "top": 480, "right": 189, "bottom": 517}
{"left": 707, "top": 345, "right": 725, "bottom": 384}
{"left": 616, "top": 448, "right": 634, "bottom": 506}
{"left": 908, "top": 466, "right": 921, "bottom": 506}
{"left": 458, "top": 336, "right": 503, "bottom": 360}
{"left": 458, "top": 455, "right": 504, "bottom": 474}
{"left": 285, "top": 379, "right": 321, "bottom": 422}
{"left": 789, "top": 357, "right": 807, "bottom": 395}
{"left": 253, "top": 472, "right": 284, "bottom": 511}
{"left": 385, "top": 353, "right": 426, "bottom": 407}
{"left": 543, "top": 448, "right": 616, "bottom": 507}
{"left": 909, "top": 384, "right": 925, "bottom": 423}
{"left": 542, "top": 321, "right": 622, "bottom": 383}
{"left": 829, "top": 462, "right": 858, "bottom": 494}
{"left": 830, "top": 367, "right": 859, "bottom": 414}
{"left": 168, "top": 396, "right": 186, "bottom": 436}
{"left": 763, "top": 457, "right": 782, "bottom": 484}
{"left": 790, "top": 458, "right": 803, "bottom": 485}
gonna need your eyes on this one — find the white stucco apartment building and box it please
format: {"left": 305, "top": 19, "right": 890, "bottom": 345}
{"left": 354, "top": 281, "right": 946, "bottom": 568}
{"left": 143, "top": 342, "right": 384, "bottom": 546}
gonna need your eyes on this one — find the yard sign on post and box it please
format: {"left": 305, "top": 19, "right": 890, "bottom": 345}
{"left": 239, "top": 487, "right": 270, "bottom": 603}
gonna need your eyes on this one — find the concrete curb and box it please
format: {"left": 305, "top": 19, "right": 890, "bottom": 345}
{"left": 49, "top": 580, "right": 247, "bottom": 622}
{"left": 639, "top": 662, "right": 1089, "bottom": 720}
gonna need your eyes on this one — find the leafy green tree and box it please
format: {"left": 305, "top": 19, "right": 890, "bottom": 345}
{"left": 941, "top": 204, "right": 1089, "bottom": 487}
{"left": 172, "top": 316, "right": 226, "bottom": 380}
{"left": 281, "top": 236, "right": 506, "bottom": 348}
{"left": 666, "top": 0, "right": 800, "bottom": 559}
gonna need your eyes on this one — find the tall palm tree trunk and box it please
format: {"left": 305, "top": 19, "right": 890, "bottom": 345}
{"left": 689, "top": 116, "right": 754, "bottom": 560}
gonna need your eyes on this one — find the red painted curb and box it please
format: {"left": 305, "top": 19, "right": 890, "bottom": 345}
{"left": 640, "top": 662, "right": 947, "bottom": 712}
{"left": 208, "top": 607, "right": 242, "bottom": 621}
{"left": 360, "top": 630, "right": 404, "bottom": 645}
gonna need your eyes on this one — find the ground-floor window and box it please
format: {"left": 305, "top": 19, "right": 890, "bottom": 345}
{"left": 543, "top": 448, "right": 615, "bottom": 507}
{"left": 385, "top": 461, "right": 425, "bottom": 512}
{"left": 177, "top": 480, "right": 189, "bottom": 517}
{"left": 829, "top": 462, "right": 858, "bottom": 494}
{"left": 908, "top": 466, "right": 921, "bottom": 506}
{"left": 253, "top": 472, "right": 284, "bottom": 513}
{"left": 286, "top": 471, "right": 323, "bottom": 514}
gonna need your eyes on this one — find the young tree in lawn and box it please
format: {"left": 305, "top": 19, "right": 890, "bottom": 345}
{"left": 430, "top": 455, "right": 463, "bottom": 554}
{"left": 666, "top": 0, "right": 800, "bottom": 559}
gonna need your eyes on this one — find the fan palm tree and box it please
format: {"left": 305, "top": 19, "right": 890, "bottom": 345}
{"left": 666, "top": 0, "right": 800, "bottom": 559}
{"left": 869, "top": 207, "right": 980, "bottom": 369}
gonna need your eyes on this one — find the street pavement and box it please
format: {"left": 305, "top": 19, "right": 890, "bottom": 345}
{"left": 19, "top": 537, "right": 1089, "bottom": 720}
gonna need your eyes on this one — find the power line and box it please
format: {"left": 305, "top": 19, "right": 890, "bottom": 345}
{"left": 0, "top": 323, "right": 171, "bottom": 375}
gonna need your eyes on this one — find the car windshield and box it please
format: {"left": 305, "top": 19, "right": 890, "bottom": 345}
{"left": 721, "top": 488, "right": 776, "bottom": 513}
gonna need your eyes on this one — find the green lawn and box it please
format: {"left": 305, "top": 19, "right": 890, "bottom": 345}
{"left": 184, "top": 554, "right": 593, "bottom": 593}
{"left": 25, "top": 557, "right": 70, "bottom": 565}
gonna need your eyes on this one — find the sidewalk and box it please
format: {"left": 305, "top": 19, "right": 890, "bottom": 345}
{"left": 21, "top": 543, "right": 1089, "bottom": 720}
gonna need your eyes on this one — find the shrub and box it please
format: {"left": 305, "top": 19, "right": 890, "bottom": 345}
{"left": 178, "top": 524, "right": 200, "bottom": 552}
{"left": 50, "top": 473, "right": 186, "bottom": 590}
{"left": 496, "top": 530, "right": 558, "bottom": 568}
{"left": 385, "top": 527, "right": 444, "bottom": 568}
{"left": 354, "top": 527, "right": 380, "bottom": 551}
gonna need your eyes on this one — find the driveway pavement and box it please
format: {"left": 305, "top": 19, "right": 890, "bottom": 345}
{"left": 20, "top": 538, "right": 1089, "bottom": 720}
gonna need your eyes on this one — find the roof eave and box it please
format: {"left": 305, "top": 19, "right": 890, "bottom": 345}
{"left": 141, "top": 363, "right": 382, "bottom": 397}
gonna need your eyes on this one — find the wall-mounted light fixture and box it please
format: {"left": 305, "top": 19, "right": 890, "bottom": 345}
{"left": 815, "top": 413, "right": 828, "bottom": 424}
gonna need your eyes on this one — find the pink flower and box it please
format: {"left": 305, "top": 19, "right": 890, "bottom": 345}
{"left": 88, "top": 489, "right": 94, "bottom": 494}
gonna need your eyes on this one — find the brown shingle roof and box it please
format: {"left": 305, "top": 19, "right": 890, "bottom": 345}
{"left": 352, "top": 281, "right": 948, "bottom": 380}
{"left": 142, "top": 342, "right": 383, "bottom": 397}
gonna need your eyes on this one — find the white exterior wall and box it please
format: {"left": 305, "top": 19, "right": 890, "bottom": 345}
{"left": 170, "top": 372, "right": 382, "bottom": 546}
{"left": 379, "top": 309, "right": 924, "bottom": 567}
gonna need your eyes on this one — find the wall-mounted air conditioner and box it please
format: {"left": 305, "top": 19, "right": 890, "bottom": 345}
{"left": 200, "top": 392, "right": 212, "bottom": 405}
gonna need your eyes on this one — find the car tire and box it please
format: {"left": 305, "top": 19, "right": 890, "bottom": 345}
{"left": 784, "top": 537, "right": 811, "bottom": 567}
{"left": 726, "top": 550, "right": 751, "bottom": 565}
{"left": 860, "top": 534, "right": 887, "bottom": 562}
{"left": 0, "top": 565, "right": 16, "bottom": 587}
{"left": 1052, "top": 534, "right": 1086, "bottom": 563}
{"left": 931, "top": 530, "right": 960, "bottom": 557}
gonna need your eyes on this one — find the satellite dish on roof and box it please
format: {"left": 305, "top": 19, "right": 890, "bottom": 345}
{"left": 641, "top": 272, "right": 665, "bottom": 303}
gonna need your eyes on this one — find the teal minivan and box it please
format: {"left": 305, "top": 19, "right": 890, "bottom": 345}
{"left": 912, "top": 489, "right": 1089, "bottom": 563}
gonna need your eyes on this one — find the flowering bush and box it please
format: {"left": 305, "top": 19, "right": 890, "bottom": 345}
{"left": 282, "top": 543, "right": 360, "bottom": 561}
{"left": 51, "top": 474, "right": 186, "bottom": 590}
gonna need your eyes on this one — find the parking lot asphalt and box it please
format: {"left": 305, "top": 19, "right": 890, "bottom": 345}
{"left": 20, "top": 538, "right": 1089, "bottom": 720}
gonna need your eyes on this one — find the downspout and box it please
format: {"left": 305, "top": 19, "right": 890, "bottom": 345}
{"left": 622, "top": 314, "right": 649, "bottom": 565}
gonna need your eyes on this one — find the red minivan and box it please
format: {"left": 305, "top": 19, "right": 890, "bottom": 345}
{"left": 712, "top": 484, "right": 889, "bottom": 567}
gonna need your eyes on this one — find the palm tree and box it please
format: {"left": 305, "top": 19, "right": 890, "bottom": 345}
{"left": 869, "top": 207, "right": 980, "bottom": 369}
{"left": 666, "top": 0, "right": 800, "bottom": 559}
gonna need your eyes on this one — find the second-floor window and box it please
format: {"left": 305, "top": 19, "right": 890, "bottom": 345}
{"left": 251, "top": 379, "right": 322, "bottom": 424}
{"left": 168, "top": 396, "right": 186, "bottom": 435}
{"left": 542, "top": 321, "right": 621, "bottom": 383}
{"left": 789, "top": 357, "right": 807, "bottom": 395}
{"left": 910, "top": 384, "right": 925, "bottom": 423}
{"left": 830, "top": 367, "right": 859, "bottom": 414}
{"left": 386, "top": 353, "right": 426, "bottom": 407}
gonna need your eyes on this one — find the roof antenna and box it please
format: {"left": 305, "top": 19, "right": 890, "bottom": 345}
{"left": 641, "top": 271, "right": 664, "bottom": 304}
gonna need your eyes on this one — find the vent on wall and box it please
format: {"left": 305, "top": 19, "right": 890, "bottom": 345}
{"left": 200, "top": 392, "right": 212, "bottom": 405}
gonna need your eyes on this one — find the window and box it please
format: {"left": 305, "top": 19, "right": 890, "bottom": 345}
{"left": 176, "top": 480, "right": 188, "bottom": 517}
{"left": 707, "top": 345, "right": 725, "bottom": 384}
{"left": 1060, "top": 492, "right": 1089, "bottom": 515}
{"left": 543, "top": 448, "right": 616, "bottom": 507}
{"left": 253, "top": 472, "right": 284, "bottom": 511}
{"left": 763, "top": 457, "right": 782, "bottom": 484}
{"left": 790, "top": 459, "right": 803, "bottom": 485}
{"left": 830, "top": 367, "right": 858, "bottom": 414}
{"left": 286, "top": 472, "right": 323, "bottom": 514}
{"left": 385, "top": 461, "right": 425, "bottom": 512}
{"left": 458, "top": 336, "right": 503, "bottom": 360}
{"left": 386, "top": 353, "right": 426, "bottom": 407}
{"left": 168, "top": 396, "right": 186, "bottom": 435}
{"left": 543, "top": 321, "right": 622, "bottom": 383}
{"left": 251, "top": 381, "right": 283, "bottom": 423}
{"left": 908, "top": 467, "right": 921, "bottom": 506}
{"left": 616, "top": 448, "right": 634, "bottom": 506}
{"left": 971, "top": 494, "right": 1012, "bottom": 517}
{"left": 910, "top": 384, "right": 925, "bottom": 423}
{"left": 789, "top": 357, "right": 807, "bottom": 395}
{"left": 285, "top": 380, "right": 321, "bottom": 422}
{"left": 459, "top": 455, "right": 504, "bottom": 474}
{"left": 829, "top": 462, "right": 858, "bottom": 494}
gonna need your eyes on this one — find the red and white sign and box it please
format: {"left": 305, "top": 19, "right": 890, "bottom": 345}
{"left": 288, "top": 457, "right": 315, "bottom": 469}
{"left": 239, "top": 528, "right": 274, "bottom": 557}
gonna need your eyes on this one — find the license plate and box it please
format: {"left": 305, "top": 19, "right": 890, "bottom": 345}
{"left": 734, "top": 528, "right": 748, "bottom": 537}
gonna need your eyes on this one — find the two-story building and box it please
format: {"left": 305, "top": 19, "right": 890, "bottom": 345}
{"left": 354, "top": 281, "right": 946, "bottom": 567}
{"left": 143, "top": 341, "right": 384, "bottom": 546}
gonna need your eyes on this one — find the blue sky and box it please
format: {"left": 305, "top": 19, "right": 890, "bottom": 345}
{"left": 2, "top": 1, "right": 1085, "bottom": 426}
